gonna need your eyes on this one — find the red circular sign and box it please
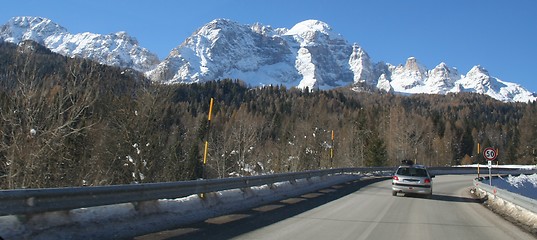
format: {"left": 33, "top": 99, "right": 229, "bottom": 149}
{"left": 483, "top": 147, "right": 497, "bottom": 161}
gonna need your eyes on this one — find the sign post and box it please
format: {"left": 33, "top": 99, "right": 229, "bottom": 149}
{"left": 483, "top": 147, "right": 498, "bottom": 185}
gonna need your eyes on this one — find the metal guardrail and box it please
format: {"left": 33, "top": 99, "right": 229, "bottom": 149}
{"left": 473, "top": 177, "right": 537, "bottom": 214}
{"left": 0, "top": 166, "right": 533, "bottom": 217}
{"left": 429, "top": 167, "right": 537, "bottom": 176}
{"left": 0, "top": 167, "right": 393, "bottom": 216}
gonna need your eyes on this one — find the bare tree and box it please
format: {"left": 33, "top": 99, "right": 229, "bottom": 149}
{"left": 227, "top": 106, "right": 264, "bottom": 176}
{"left": 207, "top": 114, "right": 236, "bottom": 178}
{"left": 0, "top": 53, "right": 99, "bottom": 188}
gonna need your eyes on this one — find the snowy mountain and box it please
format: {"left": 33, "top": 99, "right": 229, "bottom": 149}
{"left": 0, "top": 16, "right": 159, "bottom": 72}
{"left": 147, "top": 19, "right": 355, "bottom": 90}
{"left": 367, "top": 58, "right": 536, "bottom": 102}
{"left": 148, "top": 18, "right": 536, "bottom": 102}
{"left": 146, "top": 19, "right": 301, "bottom": 87}
{"left": 1, "top": 16, "right": 535, "bottom": 102}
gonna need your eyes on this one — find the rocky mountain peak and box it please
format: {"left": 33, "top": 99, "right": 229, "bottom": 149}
{"left": 1, "top": 16, "right": 67, "bottom": 44}
{"left": 388, "top": 57, "right": 428, "bottom": 90}
{"left": 198, "top": 19, "right": 244, "bottom": 35}
{"left": 286, "top": 20, "right": 332, "bottom": 35}
{"left": 349, "top": 43, "right": 373, "bottom": 84}
{"left": 284, "top": 19, "right": 344, "bottom": 45}
{"left": 467, "top": 65, "right": 490, "bottom": 78}
{"left": 8, "top": 16, "right": 65, "bottom": 32}
{"left": 404, "top": 57, "right": 426, "bottom": 73}
{"left": 426, "top": 62, "right": 460, "bottom": 92}
{"left": 1, "top": 16, "right": 159, "bottom": 73}
{"left": 430, "top": 62, "right": 459, "bottom": 78}
{"left": 463, "top": 65, "right": 494, "bottom": 90}
{"left": 113, "top": 31, "right": 135, "bottom": 41}
{"left": 250, "top": 22, "right": 274, "bottom": 36}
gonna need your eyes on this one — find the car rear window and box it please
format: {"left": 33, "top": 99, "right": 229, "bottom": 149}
{"left": 396, "top": 167, "right": 428, "bottom": 177}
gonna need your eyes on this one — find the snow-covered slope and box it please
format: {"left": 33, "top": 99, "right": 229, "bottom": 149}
{"left": 370, "top": 58, "right": 536, "bottom": 102}
{"left": 149, "top": 18, "right": 535, "bottom": 102}
{"left": 1, "top": 16, "right": 535, "bottom": 102}
{"left": 456, "top": 66, "right": 536, "bottom": 102}
{"left": 146, "top": 19, "right": 300, "bottom": 87}
{"left": 146, "top": 19, "right": 355, "bottom": 90}
{"left": 0, "top": 16, "right": 159, "bottom": 72}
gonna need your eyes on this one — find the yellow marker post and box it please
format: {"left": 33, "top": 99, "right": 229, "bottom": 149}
{"left": 200, "top": 98, "right": 214, "bottom": 199}
{"left": 202, "top": 98, "right": 214, "bottom": 177}
{"left": 332, "top": 130, "right": 334, "bottom": 140}
{"left": 203, "top": 141, "right": 209, "bottom": 165}
{"left": 208, "top": 98, "right": 214, "bottom": 121}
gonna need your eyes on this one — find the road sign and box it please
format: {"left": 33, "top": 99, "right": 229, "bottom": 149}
{"left": 483, "top": 147, "right": 497, "bottom": 161}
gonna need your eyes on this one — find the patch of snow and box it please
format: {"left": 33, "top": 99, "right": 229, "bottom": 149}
{"left": 491, "top": 174, "right": 537, "bottom": 199}
{"left": 455, "top": 164, "right": 537, "bottom": 170}
{"left": 474, "top": 187, "right": 537, "bottom": 233}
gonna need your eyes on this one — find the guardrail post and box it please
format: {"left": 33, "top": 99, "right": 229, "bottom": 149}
{"left": 306, "top": 173, "right": 313, "bottom": 182}
{"left": 267, "top": 183, "right": 276, "bottom": 190}
{"left": 239, "top": 178, "right": 254, "bottom": 197}
{"left": 240, "top": 187, "right": 255, "bottom": 198}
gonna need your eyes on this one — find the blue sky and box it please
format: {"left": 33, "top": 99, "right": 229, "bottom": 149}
{"left": 2, "top": 0, "right": 536, "bottom": 92}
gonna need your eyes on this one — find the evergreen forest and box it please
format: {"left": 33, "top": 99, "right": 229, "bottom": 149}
{"left": 1, "top": 41, "right": 537, "bottom": 189}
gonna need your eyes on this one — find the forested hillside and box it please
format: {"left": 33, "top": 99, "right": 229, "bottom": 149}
{"left": 1, "top": 41, "right": 536, "bottom": 189}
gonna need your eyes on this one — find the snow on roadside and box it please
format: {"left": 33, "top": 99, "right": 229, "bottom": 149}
{"left": 491, "top": 174, "right": 537, "bottom": 200}
{"left": 473, "top": 169, "right": 537, "bottom": 234}
{"left": 473, "top": 187, "right": 537, "bottom": 234}
{"left": 0, "top": 174, "right": 369, "bottom": 240}
{"left": 455, "top": 164, "right": 537, "bottom": 170}
{"left": 506, "top": 174, "right": 537, "bottom": 188}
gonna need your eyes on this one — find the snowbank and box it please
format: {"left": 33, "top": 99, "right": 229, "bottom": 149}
{"left": 506, "top": 174, "right": 537, "bottom": 188}
{"left": 0, "top": 174, "right": 368, "bottom": 240}
{"left": 474, "top": 172, "right": 537, "bottom": 235}
{"left": 456, "top": 164, "right": 537, "bottom": 170}
{"left": 473, "top": 187, "right": 537, "bottom": 235}
{"left": 493, "top": 174, "right": 537, "bottom": 199}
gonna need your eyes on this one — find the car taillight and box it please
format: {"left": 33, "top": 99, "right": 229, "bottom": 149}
{"left": 393, "top": 176, "right": 399, "bottom": 181}
{"left": 424, "top": 178, "right": 431, "bottom": 183}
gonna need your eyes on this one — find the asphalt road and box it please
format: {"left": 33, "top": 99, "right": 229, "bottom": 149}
{"left": 136, "top": 175, "right": 535, "bottom": 240}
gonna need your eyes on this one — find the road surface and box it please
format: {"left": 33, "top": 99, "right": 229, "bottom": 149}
{"left": 136, "top": 175, "right": 535, "bottom": 240}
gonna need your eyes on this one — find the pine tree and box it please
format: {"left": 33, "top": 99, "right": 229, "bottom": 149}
{"left": 364, "top": 134, "right": 387, "bottom": 167}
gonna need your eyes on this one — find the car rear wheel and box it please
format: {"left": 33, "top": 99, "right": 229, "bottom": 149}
{"left": 392, "top": 191, "right": 397, "bottom": 196}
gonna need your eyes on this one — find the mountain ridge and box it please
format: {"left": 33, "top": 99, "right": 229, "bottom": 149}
{"left": 0, "top": 16, "right": 159, "bottom": 72}
{"left": 1, "top": 16, "right": 535, "bottom": 102}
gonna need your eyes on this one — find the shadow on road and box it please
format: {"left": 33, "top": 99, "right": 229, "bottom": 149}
{"left": 134, "top": 177, "right": 389, "bottom": 240}
{"left": 431, "top": 193, "right": 482, "bottom": 203}
{"left": 402, "top": 193, "right": 483, "bottom": 203}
